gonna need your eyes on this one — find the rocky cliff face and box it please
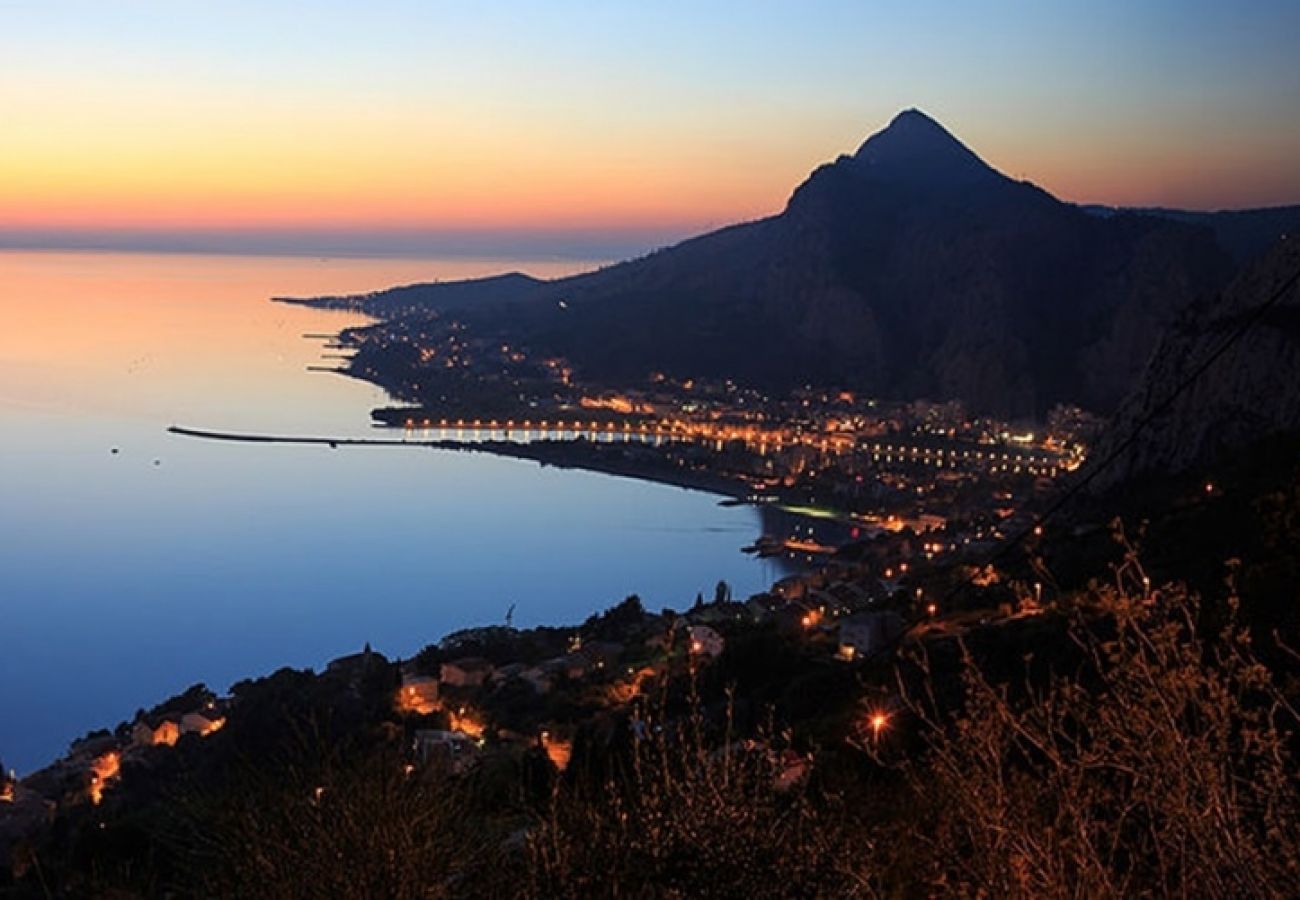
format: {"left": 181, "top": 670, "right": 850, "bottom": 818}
{"left": 758, "top": 111, "right": 1233, "bottom": 415}
{"left": 1085, "top": 237, "right": 1300, "bottom": 491}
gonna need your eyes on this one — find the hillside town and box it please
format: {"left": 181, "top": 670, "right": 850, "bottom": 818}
{"left": 327, "top": 311, "right": 1096, "bottom": 563}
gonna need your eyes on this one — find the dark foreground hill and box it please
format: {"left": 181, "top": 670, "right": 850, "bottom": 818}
{"left": 1085, "top": 236, "right": 1300, "bottom": 491}
{"left": 285, "top": 110, "right": 1293, "bottom": 418}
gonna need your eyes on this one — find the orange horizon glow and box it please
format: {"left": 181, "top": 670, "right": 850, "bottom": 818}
{"left": 5, "top": 69, "right": 1298, "bottom": 235}
{"left": 6, "top": 119, "right": 1296, "bottom": 237}
{"left": 7, "top": 82, "right": 1296, "bottom": 238}
{"left": 0, "top": 174, "right": 770, "bottom": 233}
{"left": 4, "top": 3, "right": 1299, "bottom": 239}
{"left": 0, "top": 82, "right": 793, "bottom": 233}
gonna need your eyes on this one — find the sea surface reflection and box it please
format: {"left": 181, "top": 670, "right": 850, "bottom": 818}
{"left": 0, "top": 251, "right": 790, "bottom": 773}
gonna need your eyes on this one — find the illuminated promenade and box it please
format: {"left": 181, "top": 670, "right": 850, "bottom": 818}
{"left": 394, "top": 417, "right": 1073, "bottom": 476}
{"left": 172, "top": 415, "right": 1075, "bottom": 478}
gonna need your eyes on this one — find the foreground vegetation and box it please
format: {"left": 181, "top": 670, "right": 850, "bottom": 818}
{"left": 7, "top": 448, "right": 1300, "bottom": 898}
{"left": 6, "top": 569, "right": 1298, "bottom": 897}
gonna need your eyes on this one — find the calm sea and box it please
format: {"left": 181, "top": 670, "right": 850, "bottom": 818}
{"left": 0, "top": 251, "right": 788, "bottom": 774}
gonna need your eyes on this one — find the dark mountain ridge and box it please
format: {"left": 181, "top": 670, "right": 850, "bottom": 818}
{"left": 289, "top": 110, "right": 1269, "bottom": 418}
{"left": 1081, "top": 203, "right": 1300, "bottom": 264}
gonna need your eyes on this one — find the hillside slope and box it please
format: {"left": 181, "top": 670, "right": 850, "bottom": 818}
{"left": 1085, "top": 237, "right": 1300, "bottom": 491}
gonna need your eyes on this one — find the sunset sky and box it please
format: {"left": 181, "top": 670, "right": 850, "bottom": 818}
{"left": 3, "top": 0, "right": 1299, "bottom": 254}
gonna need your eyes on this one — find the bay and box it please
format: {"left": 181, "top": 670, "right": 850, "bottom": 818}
{"left": 0, "top": 251, "right": 787, "bottom": 774}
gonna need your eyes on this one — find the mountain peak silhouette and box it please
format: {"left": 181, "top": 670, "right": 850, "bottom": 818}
{"left": 852, "top": 108, "right": 999, "bottom": 185}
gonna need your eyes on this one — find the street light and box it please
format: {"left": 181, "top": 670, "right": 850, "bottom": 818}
{"left": 868, "top": 711, "right": 889, "bottom": 743}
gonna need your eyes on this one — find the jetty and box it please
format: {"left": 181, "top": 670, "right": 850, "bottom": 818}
{"left": 167, "top": 425, "right": 452, "bottom": 448}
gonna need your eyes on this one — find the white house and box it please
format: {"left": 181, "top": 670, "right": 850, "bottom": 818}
{"left": 687, "top": 625, "right": 725, "bottom": 659}
{"left": 837, "top": 611, "right": 905, "bottom": 660}
{"left": 132, "top": 718, "right": 180, "bottom": 747}
{"left": 440, "top": 657, "right": 494, "bottom": 687}
{"left": 413, "top": 729, "right": 478, "bottom": 773}
{"left": 397, "top": 674, "right": 440, "bottom": 715}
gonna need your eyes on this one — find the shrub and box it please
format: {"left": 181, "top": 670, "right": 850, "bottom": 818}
{"left": 875, "top": 556, "right": 1300, "bottom": 898}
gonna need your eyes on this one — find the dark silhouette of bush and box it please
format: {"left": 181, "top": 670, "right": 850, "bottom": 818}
{"left": 524, "top": 697, "right": 851, "bottom": 898}
{"left": 866, "top": 557, "right": 1300, "bottom": 897}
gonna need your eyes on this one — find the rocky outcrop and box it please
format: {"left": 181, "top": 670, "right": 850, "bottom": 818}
{"left": 1085, "top": 237, "right": 1300, "bottom": 491}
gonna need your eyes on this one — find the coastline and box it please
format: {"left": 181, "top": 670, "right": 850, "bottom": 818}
{"left": 167, "top": 425, "right": 754, "bottom": 500}
{"left": 465, "top": 439, "right": 753, "bottom": 500}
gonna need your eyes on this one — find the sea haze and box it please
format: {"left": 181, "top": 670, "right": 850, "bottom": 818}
{"left": 0, "top": 251, "right": 790, "bottom": 774}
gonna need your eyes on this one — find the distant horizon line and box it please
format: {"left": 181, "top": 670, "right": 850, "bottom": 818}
{"left": 0, "top": 243, "right": 622, "bottom": 263}
{"left": 4, "top": 193, "right": 1300, "bottom": 262}
{"left": 0, "top": 226, "right": 708, "bottom": 263}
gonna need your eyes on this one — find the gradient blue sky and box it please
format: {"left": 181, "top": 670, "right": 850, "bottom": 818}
{"left": 2, "top": 0, "right": 1298, "bottom": 252}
